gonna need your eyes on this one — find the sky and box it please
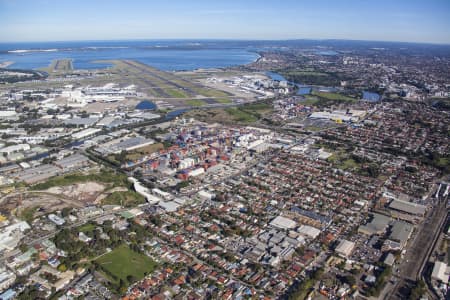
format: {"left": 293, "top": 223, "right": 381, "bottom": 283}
{"left": 1, "top": 0, "right": 449, "bottom": 44}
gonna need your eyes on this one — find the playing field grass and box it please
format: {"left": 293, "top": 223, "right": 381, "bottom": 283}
{"left": 101, "top": 191, "right": 145, "bottom": 207}
{"left": 186, "top": 99, "right": 207, "bottom": 106}
{"left": 96, "top": 244, "right": 156, "bottom": 284}
{"left": 215, "top": 97, "right": 232, "bottom": 104}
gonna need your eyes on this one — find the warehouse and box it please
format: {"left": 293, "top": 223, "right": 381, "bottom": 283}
{"left": 388, "top": 221, "right": 414, "bottom": 249}
{"left": 0, "top": 144, "right": 30, "bottom": 156}
{"left": 14, "top": 164, "right": 60, "bottom": 184}
{"left": 64, "top": 117, "right": 99, "bottom": 128}
{"left": 72, "top": 128, "right": 101, "bottom": 140}
{"left": 95, "top": 136, "right": 155, "bottom": 155}
{"left": 358, "top": 213, "right": 391, "bottom": 235}
{"left": 54, "top": 154, "right": 91, "bottom": 172}
{"left": 388, "top": 199, "right": 426, "bottom": 217}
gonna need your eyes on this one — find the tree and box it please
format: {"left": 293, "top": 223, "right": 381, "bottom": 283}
{"left": 118, "top": 279, "right": 128, "bottom": 294}
{"left": 57, "top": 264, "right": 67, "bottom": 272}
{"left": 19, "top": 243, "right": 28, "bottom": 253}
{"left": 126, "top": 275, "right": 137, "bottom": 284}
{"left": 61, "top": 207, "right": 72, "bottom": 217}
{"left": 410, "top": 280, "right": 426, "bottom": 300}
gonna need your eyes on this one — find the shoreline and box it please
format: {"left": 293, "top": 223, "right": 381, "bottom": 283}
{"left": 0, "top": 61, "right": 14, "bottom": 68}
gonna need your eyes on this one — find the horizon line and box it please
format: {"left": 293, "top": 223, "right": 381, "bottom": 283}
{"left": 1, "top": 37, "right": 450, "bottom": 47}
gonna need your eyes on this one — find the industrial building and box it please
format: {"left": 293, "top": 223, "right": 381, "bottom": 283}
{"left": 72, "top": 128, "right": 102, "bottom": 140}
{"left": 54, "top": 154, "right": 91, "bottom": 172}
{"left": 14, "top": 164, "right": 60, "bottom": 184}
{"left": 96, "top": 136, "right": 155, "bottom": 155}
{"left": 388, "top": 221, "right": 414, "bottom": 249}
{"left": 358, "top": 213, "right": 391, "bottom": 235}
{"left": 388, "top": 199, "right": 426, "bottom": 217}
{"left": 0, "top": 144, "right": 30, "bottom": 156}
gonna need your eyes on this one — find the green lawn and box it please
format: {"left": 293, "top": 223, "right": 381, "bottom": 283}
{"left": 225, "top": 107, "right": 258, "bottom": 123}
{"left": 166, "top": 88, "right": 188, "bottom": 98}
{"left": 78, "top": 223, "right": 96, "bottom": 232}
{"left": 197, "top": 88, "right": 230, "bottom": 98}
{"left": 224, "top": 102, "right": 272, "bottom": 123}
{"left": 96, "top": 244, "right": 156, "bottom": 284}
{"left": 101, "top": 191, "right": 145, "bottom": 207}
{"left": 302, "top": 95, "right": 320, "bottom": 105}
{"left": 186, "top": 99, "right": 206, "bottom": 107}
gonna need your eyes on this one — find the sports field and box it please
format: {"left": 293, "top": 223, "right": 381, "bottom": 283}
{"left": 96, "top": 244, "right": 156, "bottom": 283}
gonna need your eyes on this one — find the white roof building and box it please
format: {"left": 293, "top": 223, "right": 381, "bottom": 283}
{"left": 159, "top": 201, "right": 180, "bottom": 212}
{"left": 298, "top": 225, "right": 321, "bottom": 239}
{"left": 48, "top": 214, "right": 65, "bottom": 226}
{"left": 72, "top": 128, "right": 101, "bottom": 140}
{"left": 431, "top": 261, "right": 449, "bottom": 283}
{"left": 0, "top": 221, "right": 30, "bottom": 252}
{"left": 189, "top": 168, "right": 205, "bottom": 177}
{"left": 270, "top": 216, "right": 297, "bottom": 230}
{"left": 198, "top": 190, "right": 215, "bottom": 201}
{"left": 335, "top": 239, "right": 356, "bottom": 257}
{"left": 0, "top": 144, "right": 30, "bottom": 155}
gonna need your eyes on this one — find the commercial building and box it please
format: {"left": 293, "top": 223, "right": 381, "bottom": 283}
{"left": 159, "top": 201, "right": 181, "bottom": 213}
{"left": 270, "top": 216, "right": 296, "bottom": 230}
{"left": 297, "top": 225, "right": 321, "bottom": 239}
{"left": 335, "top": 239, "right": 356, "bottom": 258}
